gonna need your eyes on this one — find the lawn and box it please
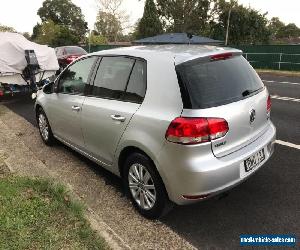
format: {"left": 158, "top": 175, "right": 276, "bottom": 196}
{"left": 0, "top": 176, "right": 109, "bottom": 250}
{"left": 256, "top": 69, "right": 300, "bottom": 77}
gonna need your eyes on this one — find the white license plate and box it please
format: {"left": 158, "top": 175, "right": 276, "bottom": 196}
{"left": 244, "top": 148, "right": 265, "bottom": 172}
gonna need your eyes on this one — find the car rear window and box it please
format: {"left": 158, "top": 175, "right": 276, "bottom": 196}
{"left": 176, "top": 55, "right": 264, "bottom": 109}
{"left": 65, "top": 47, "right": 87, "bottom": 55}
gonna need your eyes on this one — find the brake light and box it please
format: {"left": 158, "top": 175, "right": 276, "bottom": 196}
{"left": 208, "top": 118, "right": 229, "bottom": 140}
{"left": 166, "top": 117, "right": 229, "bottom": 145}
{"left": 210, "top": 53, "right": 233, "bottom": 61}
{"left": 0, "top": 90, "right": 3, "bottom": 96}
{"left": 267, "top": 95, "right": 271, "bottom": 117}
{"left": 66, "top": 55, "right": 78, "bottom": 64}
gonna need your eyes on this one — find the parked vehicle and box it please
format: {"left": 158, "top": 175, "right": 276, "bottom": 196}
{"left": 35, "top": 45, "right": 276, "bottom": 219}
{"left": 0, "top": 83, "right": 13, "bottom": 100}
{"left": 55, "top": 46, "right": 87, "bottom": 70}
{"left": 9, "top": 84, "right": 22, "bottom": 96}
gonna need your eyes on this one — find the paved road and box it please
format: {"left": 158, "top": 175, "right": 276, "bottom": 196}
{"left": 261, "top": 73, "right": 300, "bottom": 100}
{"left": 259, "top": 74, "right": 300, "bottom": 145}
{"left": 2, "top": 73, "right": 300, "bottom": 249}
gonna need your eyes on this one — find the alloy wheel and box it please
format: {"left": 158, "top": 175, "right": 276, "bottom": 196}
{"left": 38, "top": 113, "right": 49, "bottom": 141}
{"left": 128, "top": 163, "right": 157, "bottom": 210}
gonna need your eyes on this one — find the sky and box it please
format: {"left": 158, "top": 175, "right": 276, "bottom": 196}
{"left": 0, "top": 0, "right": 299, "bottom": 34}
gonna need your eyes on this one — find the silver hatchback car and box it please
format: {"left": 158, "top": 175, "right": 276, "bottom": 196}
{"left": 35, "top": 45, "right": 276, "bottom": 219}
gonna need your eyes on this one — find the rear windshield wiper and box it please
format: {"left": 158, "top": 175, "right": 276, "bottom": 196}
{"left": 242, "top": 88, "right": 261, "bottom": 97}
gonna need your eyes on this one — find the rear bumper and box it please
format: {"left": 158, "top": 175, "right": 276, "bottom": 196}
{"left": 157, "top": 122, "right": 276, "bottom": 205}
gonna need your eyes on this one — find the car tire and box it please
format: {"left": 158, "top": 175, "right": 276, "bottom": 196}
{"left": 36, "top": 108, "right": 55, "bottom": 146}
{"left": 123, "top": 152, "right": 173, "bottom": 219}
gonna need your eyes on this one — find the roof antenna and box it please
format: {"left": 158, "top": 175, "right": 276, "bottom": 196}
{"left": 187, "top": 33, "right": 193, "bottom": 45}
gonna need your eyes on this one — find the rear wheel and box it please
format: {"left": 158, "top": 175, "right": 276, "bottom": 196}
{"left": 123, "top": 152, "right": 172, "bottom": 219}
{"left": 37, "top": 108, "right": 55, "bottom": 146}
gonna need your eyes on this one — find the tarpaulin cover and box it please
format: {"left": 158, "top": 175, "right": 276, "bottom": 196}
{"left": 0, "top": 32, "right": 59, "bottom": 85}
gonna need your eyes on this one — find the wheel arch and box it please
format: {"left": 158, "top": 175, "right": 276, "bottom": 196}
{"left": 117, "top": 145, "right": 170, "bottom": 200}
{"left": 118, "top": 146, "right": 149, "bottom": 178}
{"left": 35, "top": 103, "right": 43, "bottom": 116}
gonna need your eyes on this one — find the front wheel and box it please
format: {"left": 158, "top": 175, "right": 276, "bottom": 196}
{"left": 123, "top": 152, "right": 173, "bottom": 219}
{"left": 37, "top": 108, "right": 55, "bottom": 146}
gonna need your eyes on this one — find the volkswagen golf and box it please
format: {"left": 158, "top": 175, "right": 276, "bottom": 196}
{"left": 35, "top": 45, "right": 276, "bottom": 219}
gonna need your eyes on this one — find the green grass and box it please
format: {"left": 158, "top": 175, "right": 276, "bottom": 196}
{"left": 0, "top": 176, "right": 109, "bottom": 250}
{"left": 256, "top": 69, "right": 300, "bottom": 77}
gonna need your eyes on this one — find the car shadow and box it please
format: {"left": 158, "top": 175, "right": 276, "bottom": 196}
{"left": 58, "top": 141, "right": 125, "bottom": 194}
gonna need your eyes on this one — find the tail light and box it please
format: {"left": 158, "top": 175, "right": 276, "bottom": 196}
{"left": 66, "top": 55, "right": 78, "bottom": 64}
{"left": 210, "top": 53, "right": 233, "bottom": 61}
{"left": 267, "top": 95, "right": 271, "bottom": 117}
{"left": 0, "top": 90, "right": 3, "bottom": 96}
{"left": 166, "top": 117, "right": 229, "bottom": 145}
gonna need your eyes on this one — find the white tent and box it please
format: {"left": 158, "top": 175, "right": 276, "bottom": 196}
{"left": 0, "top": 32, "right": 59, "bottom": 85}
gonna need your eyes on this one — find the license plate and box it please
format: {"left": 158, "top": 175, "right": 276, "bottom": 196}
{"left": 244, "top": 148, "right": 265, "bottom": 172}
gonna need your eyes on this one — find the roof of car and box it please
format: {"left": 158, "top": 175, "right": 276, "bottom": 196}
{"left": 91, "top": 45, "right": 242, "bottom": 65}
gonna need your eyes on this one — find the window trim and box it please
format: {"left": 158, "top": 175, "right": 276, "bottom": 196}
{"left": 88, "top": 55, "right": 147, "bottom": 104}
{"left": 121, "top": 59, "right": 147, "bottom": 104}
{"left": 56, "top": 55, "right": 99, "bottom": 96}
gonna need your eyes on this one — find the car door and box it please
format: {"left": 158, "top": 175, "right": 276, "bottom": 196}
{"left": 81, "top": 56, "right": 147, "bottom": 166}
{"left": 46, "top": 56, "right": 97, "bottom": 149}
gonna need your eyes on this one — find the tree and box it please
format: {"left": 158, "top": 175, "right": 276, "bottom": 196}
{"left": 211, "top": 0, "right": 271, "bottom": 45}
{"left": 98, "top": 0, "right": 123, "bottom": 15}
{"left": 0, "top": 24, "right": 16, "bottom": 32}
{"left": 88, "top": 31, "right": 108, "bottom": 45}
{"left": 31, "top": 23, "right": 42, "bottom": 40}
{"left": 136, "top": 0, "right": 163, "bottom": 39}
{"left": 95, "top": 0, "right": 130, "bottom": 42}
{"left": 279, "top": 23, "right": 300, "bottom": 38}
{"left": 35, "top": 20, "right": 79, "bottom": 47}
{"left": 94, "top": 11, "right": 122, "bottom": 42}
{"left": 155, "top": 0, "right": 211, "bottom": 35}
{"left": 268, "top": 17, "right": 285, "bottom": 39}
{"left": 54, "top": 26, "right": 80, "bottom": 46}
{"left": 37, "top": 0, "right": 88, "bottom": 41}
{"left": 268, "top": 17, "right": 300, "bottom": 41}
{"left": 35, "top": 20, "right": 60, "bottom": 46}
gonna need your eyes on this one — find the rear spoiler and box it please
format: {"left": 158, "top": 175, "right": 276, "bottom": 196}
{"left": 175, "top": 50, "right": 243, "bottom": 66}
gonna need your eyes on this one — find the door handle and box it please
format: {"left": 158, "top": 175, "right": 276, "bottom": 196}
{"left": 111, "top": 115, "right": 126, "bottom": 122}
{"left": 72, "top": 106, "right": 81, "bottom": 112}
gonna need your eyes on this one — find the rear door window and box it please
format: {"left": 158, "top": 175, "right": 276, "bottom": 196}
{"left": 176, "top": 55, "right": 264, "bottom": 109}
{"left": 91, "top": 57, "right": 135, "bottom": 100}
{"left": 122, "top": 60, "right": 146, "bottom": 104}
